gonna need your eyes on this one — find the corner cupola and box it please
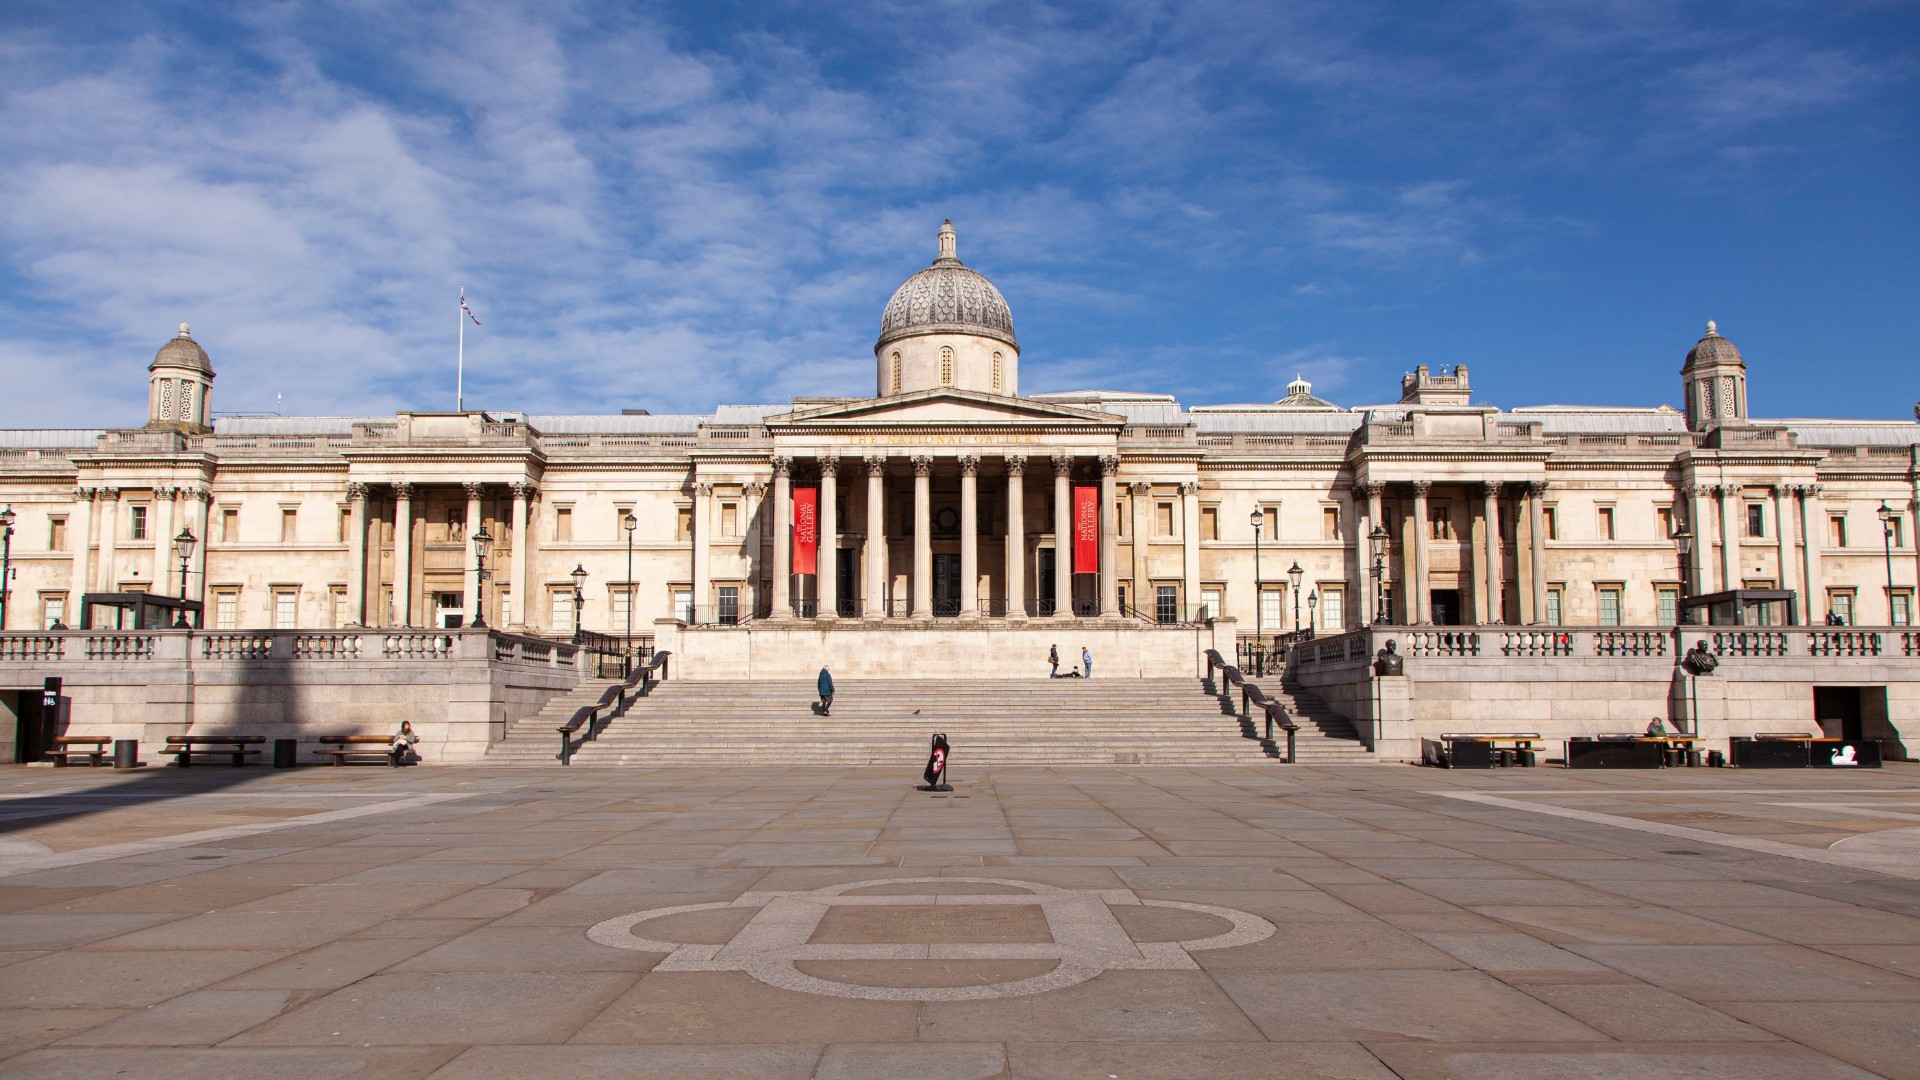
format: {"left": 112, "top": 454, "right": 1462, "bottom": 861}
{"left": 1680, "top": 320, "right": 1748, "bottom": 431}
{"left": 147, "top": 323, "right": 215, "bottom": 433}
{"left": 874, "top": 220, "right": 1020, "bottom": 397}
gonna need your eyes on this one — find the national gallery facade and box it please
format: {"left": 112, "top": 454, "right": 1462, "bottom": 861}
{"left": 2, "top": 221, "right": 1917, "bottom": 653}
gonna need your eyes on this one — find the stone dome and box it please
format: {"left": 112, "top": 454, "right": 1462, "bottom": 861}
{"left": 150, "top": 323, "right": 213, "bottom": 375}
{"left": 1683, "top": 320, "right": 1742, "bottom": 369}
{"left": 877, "top": 221, "right": 1017, "bottom": 351}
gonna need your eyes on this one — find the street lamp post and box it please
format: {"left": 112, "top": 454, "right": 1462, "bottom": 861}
{"left": 1308, "top": 588, "right": 1319, "bottom": 636}
{"left": 470, "top": 525, "right": 493, "bottom": 629}
{"left": 0, "top": 506, "right": 14, "bottom": 631}
{"left": 1248, "top": 507, "right": 1263, "bottom": 670}
{"left": 1879, "top": 503, "right": 1899, "bottom": 624}
{"left": 623, "top": 512, "right": 638, "bottom": 676}
{"left": 1672, "top": 525, "right": 1693, "bottom": 626}
{"left": 172, "top": 527, "right": 197, "bottom": 628}
{"left": 1368, "top": 524, "right": 1390, "bottom": 625}
{"left": 570, "top": 564, "right": 587, "bottom": 644}
{"left": 1287, "top": 561, "right": 1304, "bottom": 635}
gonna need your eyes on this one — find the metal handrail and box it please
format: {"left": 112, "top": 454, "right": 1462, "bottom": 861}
{"left": 1203, "top": 649, "right": 1298, "bottom": 763}
{"left": 557, "top": 650, "right": 671, "bottom": 764}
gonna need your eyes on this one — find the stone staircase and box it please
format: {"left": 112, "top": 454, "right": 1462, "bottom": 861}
{"left": 483, "top": 676, "right": 632, "bottom": 764}
{"left": 484, "top": 676, "right": 1376, "bottom": 766}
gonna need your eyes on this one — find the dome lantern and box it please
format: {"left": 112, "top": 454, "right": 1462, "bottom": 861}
{"left": 146, "top": 322, "right": 215, "bottom": 433}
{"left": 876, "top": 221, "right": 1019, "bottom": 396}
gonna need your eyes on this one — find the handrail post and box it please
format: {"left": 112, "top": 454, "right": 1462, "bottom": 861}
{"left": 1285, "top": 724, "right": 1296, "bottom": 764}
{"left": 559, "top": 728, "right": 572, "bottom": 765}
{"left": 1240, "top": 686, "right": 1250, "bottom": 720}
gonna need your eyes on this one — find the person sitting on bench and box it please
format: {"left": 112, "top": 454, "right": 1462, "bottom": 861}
{"left": 390, "top": 721, "right": 418, "bottom": 766}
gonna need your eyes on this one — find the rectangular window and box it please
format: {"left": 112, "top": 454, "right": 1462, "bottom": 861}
{"left": 550, "top": 589, "right": 576, "bottom": 632}
{"left": 610, "top": 585, "right": 632, "bottom": 630}
{"left": 1320, "top": 586, "right": 1345, "bottom": 632}
{"left": 1156, "top": 585, "right": 1178, "bottom": 624}
{"left": 1829, "top": 514, "right": 1848, "bottom": 548}
{"left": 1259, "top": 588, "right": 1283, "bottom": 632}
{"left": 672, "top": 588, "right": 693, "bottom": 623}
{"left": 721, "top": 502, "right": 739, "bottom": 536}
{"left": 1116, "top": 502, "right": 1128, "bottom": 538}
{"left": 1543, "top": 507, "right": 1559, "bottom": 541}
{"left": 1746, "top": 504, "right": 1765, "bottom": 538}
{"left": 220, "top": 507, "right": 238, "bottom": 543}
{"left": 1828, "top": 590, "right": 1854, "bottom": 625}
{"left": 49, "top": 516, "right": 67, "bottom": 551}
{"left": 214, "top": 590, "right": 239, "bottom": 630}
{"left": 554, "top": 506, "right": 573, "bottom": 542}
{"left": 280, "top": 508, "right": 298, "bottom": 543}
{"left": 1199, "top": 586, "right": 1222, "bottom": 620}
{"left": 1657, "top": 586, "right": 1679, "bottom": 626}
{"left": 1893, "top": 517, "right": 1907, "bottom": 548}
{"left": 1598, "top": 507, "right": 1616, "bottom": 541}
{"left": 1323, "top": 506, "right": 1341, "bottom": 541}
{"left": 1118, "top": 584, "right": 1128, "bottom": 615}
{"left": 129, "top": 504, "right": 148, "bottom": 541}
{"left": 717, "top": 586, "right": 739, "bottom": 625}
{"left": 272, "top": 589, "right": 298, "bottom": 630}
{"left": 1657, "top": 506, "right": 1675, "bottom": 539}
{"left": 1893, "top": 591, "right": 1913, "bottom": 627}
{"left": 676, "top": 507, "right": 693, "bottom": 541}
{"left": 1200, "top": 506, "right": 1218, "bottom": 540}
{"left": 1260, "top": 506, "right": 1278, "bottom": 535}
{"left": 1545, "top": 587, "right": 1564, "bottom": 626}
{"left": 1598, "top": 587, "right": 1622, "bottom": 627}
{"left": 338, "top": 507, "right": 352, "bottom": 543}
{"left": 1156, "top": 502, "right": 1174, "bottom": 537}
{"left": 498, "top": 588, "right": 511, "bottom": 628}
{"left": 330, "top": 587, "right": 349, "bottom": 628}
{"left": 41, "top": 594, "right": 65, "bottom": 630}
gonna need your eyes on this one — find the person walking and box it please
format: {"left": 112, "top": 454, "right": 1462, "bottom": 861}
{"left": 817, "top": 665, "right": 835, "bottom": 716}
{"left": 1048, "top": 644, "right": 1059, "bottom": 678}
{"left": 1082, "top": 646, "right": 1093, "bottom": 679}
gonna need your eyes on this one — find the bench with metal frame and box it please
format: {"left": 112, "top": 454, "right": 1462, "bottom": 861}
{"left": 314, "top": 734, "right": 413, "bottom": 767}
{"left": 163, "top": 735, "right": 264, "bottom": 767}
{"left": 1434, "top": 733, "right": 1547, "bottom": 769}
{"left": 45, "top": 735, "right": 111, "bottom": 767}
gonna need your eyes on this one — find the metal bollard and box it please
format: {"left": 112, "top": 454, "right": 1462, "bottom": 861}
{"left": 113, "top": 739, "right": 140, "bottom": 769}
{"left": 273, "top": 738, "right": 298, "bottom": 768}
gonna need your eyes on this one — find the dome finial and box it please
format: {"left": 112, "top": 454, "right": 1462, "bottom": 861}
{"left": 178, "top": 322, "right": 192, "bottom": 339}
{"left": 937, "top": 219, "right": 957, "bottom": 263}
{"left": 1705, "top": 319, "right": 1718, "bottom": 336}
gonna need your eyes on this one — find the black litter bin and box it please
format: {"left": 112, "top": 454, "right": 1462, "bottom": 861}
{"left": 273, "top": 738, "right": 298, "bottom": 769}
{"left": 113, "top": 739, "right": 140, "bottom": 769}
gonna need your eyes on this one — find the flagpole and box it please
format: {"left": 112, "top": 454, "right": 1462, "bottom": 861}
{"left": 456, "top": 286, "right": 465, "bottom": 412}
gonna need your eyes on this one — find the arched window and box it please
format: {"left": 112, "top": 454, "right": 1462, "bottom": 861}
{"left": 890, "top": 352, "right": 901, "bottom": 393}
{"left": 940, "top": 346, "right": 954, "bottom": 386}
{"left": 991, "top": 352, "right": 1003, "bottom": 393}
{"left": 158, "top": 378, "right": 174, "bottom": 420}
{"left": 179, "top": 381, "right": 195, "bottom": 420}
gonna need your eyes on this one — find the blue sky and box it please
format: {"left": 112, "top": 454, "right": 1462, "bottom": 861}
{"left": 2, "top": 0, "right": 1914, "bottom": 426}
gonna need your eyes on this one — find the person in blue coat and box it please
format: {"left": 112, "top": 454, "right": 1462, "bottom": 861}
{"left": 817, "top": 665, "right": 835, "bottom": 716}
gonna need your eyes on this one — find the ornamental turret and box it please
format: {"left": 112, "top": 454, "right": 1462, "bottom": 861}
{"left": 147, "top": 323, "right": 215, "bottom": 433}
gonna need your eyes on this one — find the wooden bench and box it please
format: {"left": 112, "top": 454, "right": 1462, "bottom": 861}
{"left": 164, "top": 735, "right": 264, "bottom": 767}
{"left": 46, "top": 735, "right": 111, "bottom": 767}
{"left": 1433, "top": 732, "right": 1546, "bottom": 768}
{"left": 315, "top": 735, "right": 411, "bottom": 767}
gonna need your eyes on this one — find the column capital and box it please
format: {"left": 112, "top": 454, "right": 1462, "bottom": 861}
{"left": 817, "top": 455, "right": 839, "bottom": 480}
{"left": 509, "top": 481, "right": 538, "bottom": 500}
{"left": 463, "top": 481, "right": 486, "bottom": 500}
{"left": 96, "top": 486, "right": 120, "bottom": 500}
{"left": 1005, "top": 454, "right": 1026, "bottom": 476}
{"left": 1128, "top": 481, "right": 1151, "bottom": 496}
{"left": 73, "top": 486, "right": 95, "bottom": 501}
{"left": 958, "top": 454, "right": 980, "bottom": 477}
{"left": 347, "top": 482, "right": 372, "bottom": 501}
{"left": 1712, "top": 483, "right": 1735, "bottom": 497}
{"left": 742, "top": 480, "right": 766, "bottom": 498}
{"left": 770, "top": 456, "right": 792, "bottom": 478}
{"left": 1477, "top": 481, "right": 1502, "bottom": 499}
{"left": 1801, "top": 483, "right": 1825, "bottom": 498}
{"left": 1052, "top": 453, "right": 1074, "bottom": 477}
{"left": 865, "top": 454, "right": 887, "bottom": 477}
{"left": 1411, "top": 481, "right": 1433, "bottom": 497}
{"left": 1353, "top": 482, "right": 1382, "bottom": 499}
{"left": 1180, "top": 481, "right": 1201, "bottom": 496}
{"left": 1525, "top": 480, "right": 1549, "bottom": 497}
{"left": 694, "top": 481, "right": 714, "bottom": 497}
{"left": 1099, "top": 455, "right": 1120, "bottom": 476}
{"left": 392, "top": 481, "right": 416, "bottom": 500}
{"left": 1690, "top": 483, "right": 1714, "bottom": 498}
{"left": 1769, "top": 483, "right": 1792, "bottom": 498}
{"left": 911, "top": 455, "right": 934, "bottom": 477}
{"left": 184, "top": 485, "right": 211, "bottom": 502}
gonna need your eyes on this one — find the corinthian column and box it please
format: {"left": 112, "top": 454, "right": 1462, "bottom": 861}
{"left": 1480, "top": 481, "right": 1502, "bottom": 623}
{"left": 911, "top": 455, "right": 933, "bottom": 617}
{"left": 1006, "top": 457, "right": 1027, "bottom": 619}
{"left": 1772, "top": 484, "right": 1794, "bottom": 621}
{"left": 693, "top": 481, "right": 714, "bottom": 620}
{"left": 864, "top": 457, "right": 886, "bottom": 618}
{"left": 1799, "top": 484, "right": 1825, "bottom": 621}
{"left": 1526, "top": 481, "right": 1548, "bottom": 622}
{"left": 509, "top": 483, "right": 534, "bottom": 630}
{"left": 463, "top": 482, "right": 485, "bottom": 626}
{"left": 1716, "top": 483, "right": 1739, "bottom": 594}
{"left": 959, "top": 455, "right": 980, "bottom": 619}
{"left": 96, "top": 487, "right": 120, "bottom": 593}
{"left": 819, "top": 458, "right": 839, "bottom": 619}
{"left": 1099, "top": 456, "right": 1120, "bottom": 617}
{"left": 346, "top": 482, "right": 370, "bottom": 625}
{"left": 392, "top": 483, "right": 415, "bottom": 626}
{"left": 1052, "top": 454, "right": 1072, "bottom": 617}
{"left": 1181, "top": 481, "right": 1201, "bottom": 620}
{"left": 771, "top": 457, "right": 792, "bottom": 619}
{"left": 68, "top": 488, "right": 94, "bottom": 610}
{"left": 1410, "top": 481, "right": 1432, "bottom": 624}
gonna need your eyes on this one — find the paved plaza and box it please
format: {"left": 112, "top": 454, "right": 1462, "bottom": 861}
{"left": 0, "top": 762, "right": 1917, "bottom": 1079}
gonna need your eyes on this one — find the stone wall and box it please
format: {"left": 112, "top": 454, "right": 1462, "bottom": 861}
{"left": 0, "top": 628, "right": 580, "bottom": 763}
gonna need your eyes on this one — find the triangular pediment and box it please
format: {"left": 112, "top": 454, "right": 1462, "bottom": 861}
{"left": 767, "top": 389, "right": 1126, "bottom": 429}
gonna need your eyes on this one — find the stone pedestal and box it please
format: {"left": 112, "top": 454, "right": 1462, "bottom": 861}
{"left": 1372, "top": 675, "right": 1416, "bottom": 761}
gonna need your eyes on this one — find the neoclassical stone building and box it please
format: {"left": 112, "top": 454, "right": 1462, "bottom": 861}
{"left": 2, "top": 222, "right": 1917, "bottom": 661}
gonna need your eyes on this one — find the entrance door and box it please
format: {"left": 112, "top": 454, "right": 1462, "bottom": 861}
{"left": 7, "top": 688, "right": 56, "bottom": 764}
{"left": 1430, "top": 589, "right": 1462, "bottom": 626}
{"left": 1813, "top": 686, "right": 1864, "bottom": 742}
{"left": 933, "top": 553, "right": 962, "bottom": 617}
{"left": 836, "top": 548, "right": 857, "bottom": 617}
{"left": 1037, "top": 549, "right": 1056, "bottom": 616}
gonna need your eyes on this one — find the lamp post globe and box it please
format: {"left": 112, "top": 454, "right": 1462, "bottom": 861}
{"left": 570, "top": 563, "right": 588, "bottom": 643}
{"left": 1287, "top": 561, "right": 1304, "bottom": 634}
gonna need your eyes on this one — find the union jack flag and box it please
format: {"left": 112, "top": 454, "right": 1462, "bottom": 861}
{"left": 460, "top": 289, "right": 482, "bottom": 326}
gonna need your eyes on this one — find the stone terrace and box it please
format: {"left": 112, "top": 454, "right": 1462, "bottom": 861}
{"left": 0, "top": 762, "right": 1916, "bottom": 1078}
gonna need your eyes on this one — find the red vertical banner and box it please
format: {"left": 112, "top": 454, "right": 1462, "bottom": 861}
{"left": 1072, "top": 485, "right": 1099, "bottom": 573}
{"left": 792, "top": 487, "right": 819, "bottom": 575}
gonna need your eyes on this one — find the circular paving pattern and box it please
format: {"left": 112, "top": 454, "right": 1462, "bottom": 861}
{"left": 587, "top": 876, "right": 1277, "bottom": 1001}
